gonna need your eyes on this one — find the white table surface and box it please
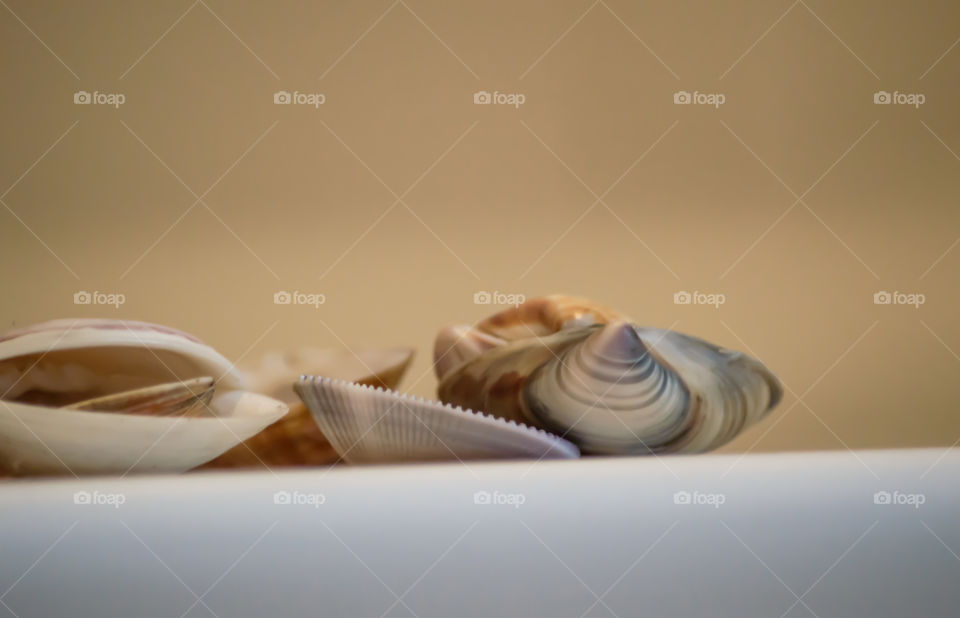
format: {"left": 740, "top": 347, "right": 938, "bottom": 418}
{"left": 1, "top": 448, "right": 957, "bottom": 617}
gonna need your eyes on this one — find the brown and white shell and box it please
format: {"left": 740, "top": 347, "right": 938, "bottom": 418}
{"left": 0, "top": 319, "right": 288, "bottom": 475}
{"left": 434, "top": 295, "right": 782, "bottom": 455}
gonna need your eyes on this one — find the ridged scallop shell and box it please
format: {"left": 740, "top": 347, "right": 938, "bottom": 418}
{"left": 435, "top": 295, "right": 782, "bottom": 455}
{"left": 294, "top": 377, "right": 579, "bottom": 464}
{"left": 0, "top": 319, "right": 288, "bottom": 475}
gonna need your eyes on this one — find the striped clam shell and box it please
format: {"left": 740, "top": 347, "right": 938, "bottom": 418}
{"left": 435, "top": 296, "right": 782, "bottom": 455}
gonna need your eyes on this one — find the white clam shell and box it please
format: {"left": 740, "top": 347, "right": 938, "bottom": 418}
{"left": 294, "top": 376, "right": 579, "bottom": 464}
{"left": 0, "top": 319, "right": 287, "bottom": 475}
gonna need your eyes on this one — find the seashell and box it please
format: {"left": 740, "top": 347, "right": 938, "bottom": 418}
{"left": 434, "top": 295, "right": 782, "bottom": 455}
{"left": 64, "top": 376, "right": 215, "bottom": 416}
{"left": 0, "top": 319, "right": 288, "bottom": 475}
{"left": 202, "top": 347, "right": 414, "bottom": 468}
{"left": 433, "top": 295, "right": 627, "bottom": 379}
{"left": 294, "top": 376, "right": 579, "bottom": 464}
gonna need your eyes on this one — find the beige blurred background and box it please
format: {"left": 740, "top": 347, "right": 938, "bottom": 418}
{"left": 1, "top": 0, "right": 958, "bottom": 454}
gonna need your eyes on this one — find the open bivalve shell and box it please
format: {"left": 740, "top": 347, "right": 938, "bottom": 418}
{"left": 294, "top": 376, "right": 579, "bottom": 464}
{"left": 0, "top": 319, "right": 288, "bottom": 475}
